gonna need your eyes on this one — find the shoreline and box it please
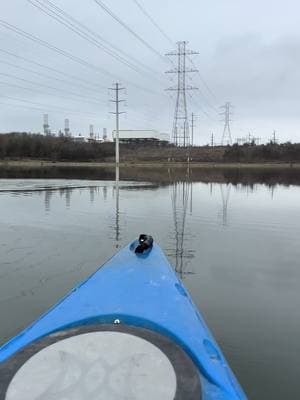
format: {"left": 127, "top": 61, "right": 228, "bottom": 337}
{"left": 0, "top": 160, "right": 299, "bottom": 169}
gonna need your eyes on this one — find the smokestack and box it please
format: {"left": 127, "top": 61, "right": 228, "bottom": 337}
{"left": 43, "top": 114, "right": 51, "bottom": 135}
{"left": 89, "top": 124, "right": 94, "bottom": 139}
{"left": 64, "top": 118, "right": 70, "bottom": 137}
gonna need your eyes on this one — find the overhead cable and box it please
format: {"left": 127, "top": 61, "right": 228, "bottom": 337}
{"left": 0, "top": 72, "right": 105, "bottom": 104}
{"left": 27, "top": 0, "right": 163, "bottom": 81}
{"left": 0, "top": 19, "right": 161, "bottom": 96}
{"left": 0, "top": 95, "right": 99, "bottom": 116}
{"left": 0, "top": 48, "right": 106, "bottom": 91}
{"left": 132, "top": 0, "right": 174, "bottom": 45}
{"left": 94, "top": 0, "right": 168, "bottom": 64}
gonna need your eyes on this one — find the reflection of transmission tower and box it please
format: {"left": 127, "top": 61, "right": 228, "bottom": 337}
{"left": 44, "top": 190, "right": 52, "bottom": 212}
{"left": 166, "top": 42, "right": 198, "bottom": 147}
{"left": 220, "top": 102, "right": 233, "bottom": 145}
{"left": 171, "top": 174, "right": 193, "bottom": 278}
{"left": 220, "top": 183, "right": 231, "bottom": 226}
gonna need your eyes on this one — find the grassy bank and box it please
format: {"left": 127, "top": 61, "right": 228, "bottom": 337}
{"left": 1, "top": 159, "right": 300, "bottom": 169}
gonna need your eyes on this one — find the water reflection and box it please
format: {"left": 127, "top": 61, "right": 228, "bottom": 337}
{"left": 115, "top": 166, "right": 120, "bottom": 248}
{"left": 44, "top": 190, "right": 52, "bottom": 213}
{"left": 103, "top": 186, "right": 108, "bottom": 201}
{"left": 1, "top": 174, "right": 300, "bottom": 400}
{"left": 89, "top": 187, "right": 95, "bottom": 204}
{"left": 65, "top": 188, "right": 71, "bottom": 209}
{"left": 270, "top": 185, "right": 275, "bottom": 199}
{"left": 169, "top": 169, "right": 194, "bottom": 278}
{"left": 42, "top": 186, "right": 103, "bottom": 212}
{"left": 220, "top": 183, "right": 231, "bottom": 226}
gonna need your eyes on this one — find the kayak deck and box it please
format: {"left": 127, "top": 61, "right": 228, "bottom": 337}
{"left": 0, "top": 238, "right": 246, "bottom": 400}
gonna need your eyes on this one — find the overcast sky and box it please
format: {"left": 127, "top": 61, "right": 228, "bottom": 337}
{"left": 0, "top": 0, "right": 299, "bottom": 144}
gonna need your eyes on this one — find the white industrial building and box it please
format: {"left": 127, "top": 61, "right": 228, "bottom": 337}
{"left": 72, "top": 134, "right": 86, "bottom": 143}
{"left": 112, "top": 130, "right": 170, "bottom": 144}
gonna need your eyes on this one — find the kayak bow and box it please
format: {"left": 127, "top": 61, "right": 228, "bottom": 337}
{"left": 0, "top": 236, "right": 247, "bottom": 400}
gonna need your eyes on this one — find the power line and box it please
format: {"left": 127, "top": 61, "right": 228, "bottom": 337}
{"left": 0, "top": 20, "right": 161, "bottom": 96}
{"left": 0, "top": 59, "right": 106, "bottom": 96}
{"left": 0, "top": 48, "right": 106, "bottom": 91}
{"left": 0, "top": 72, "right": 105, "bottom": 104}
{"left": 27, "top": 0, "right": 141, "bottom": 74}
{"left": 186, "top": 58, "right": 220, "bottom": 116}
{"left": 187, "top": 74, "right": 219, "bottom": 115}
{"left": 42, "top": 0, "right": 162, "bottom": 78}
{"left": 187, "top": 55, "right": 219, "bottom": 106}
{"left": 0, "top": 79, "right": 104, "bottom": 108}
{"left": 128, "top": 3, "right": 221, "bottom": 120}
{"left": 94, "top": 0, "right": 167, "bottom": 63}
{"left": 0, "top": 59, "right": 96, "bottom": 93}
{"left": 0, "top": 100, "right": 71, "bottom": 117}
{"left": 0, "top": 19, "right": 114, "bottom": 78}
{"left": 0, "top": 95, "right": 99, "bottom": 117}
{"left": 188, "top": 92, "right": 216, "bottom": 122}
{"left": 0, "top": 66, "right": 168, "bottom": 124}
{"left": 27, "top": 0, "right": 163, "bottom": 81}
{"left": 130, "top": 4, "right": 219, "bottom": 118}
{"left": 132, "top": 0, "right": 174, "bottom": 45}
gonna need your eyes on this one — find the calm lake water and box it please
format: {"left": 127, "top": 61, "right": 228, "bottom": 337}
{"left": 1, "top": 169, "right": 300, "bottom": 399}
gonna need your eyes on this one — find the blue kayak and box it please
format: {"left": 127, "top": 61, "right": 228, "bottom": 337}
{"left": 0, "top": 235, "right": 247, "bottom": 400}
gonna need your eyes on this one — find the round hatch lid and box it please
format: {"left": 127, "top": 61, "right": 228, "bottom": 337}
{"left": 0, "top": 324, "right": 201, "bottom": 400}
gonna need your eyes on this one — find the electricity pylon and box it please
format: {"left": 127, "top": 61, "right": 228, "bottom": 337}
{"left": 220, "top": 102, "right": 233, "bottom": 145}
{"left": 166, "top": 41, "right": 198, "bottom": 147}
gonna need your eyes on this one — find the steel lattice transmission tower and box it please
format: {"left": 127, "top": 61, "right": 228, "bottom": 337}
{"left": 220, "top": 102, "right": 233, "bottom": 145}
{"left": 166, "top": 41, "right": 198, "bottom": 147}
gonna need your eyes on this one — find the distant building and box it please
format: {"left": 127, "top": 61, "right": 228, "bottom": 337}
{"left": 87, "top": 135, "right": 105, "bottom": 144}
{"left": 112, "top": 130, "right": 170, "bottom": 144}
{"left": 73, "top": 134, "right": 86, "bottom": 143}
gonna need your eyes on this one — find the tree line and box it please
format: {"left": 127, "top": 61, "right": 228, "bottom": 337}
{"left": 0, "top": 132, "right": 115, "bottom": 161}
{"left": 223, "top": 142, "right": 300, "bottom": 163}
{"left": 0, "top": 132, "right": 300, "bottom": 163}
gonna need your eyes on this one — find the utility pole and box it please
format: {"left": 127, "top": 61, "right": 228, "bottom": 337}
{"left": 211, "top": 132, "right": 214, "bottom": 147}
{"left": 166, "top": 41, "right": 198, "bottom": 147}
{"left": 272, "top": 130, "right": 277, "bottom": 144}
{"left": 191, "top": 112, "right": 195, "bottom": 146}
{"left": 109, "top": 83, "right": 125, "bottom": 181}
{"left": 110, "top": 83, "right": 125, "bottom": 249}
{"left": 220, "top": 102, "right": 233, "bottom": 145}
{"left": 190, "top": 113, "right": 200, "bottom": 146}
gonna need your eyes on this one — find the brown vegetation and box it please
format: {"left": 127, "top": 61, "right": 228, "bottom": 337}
{"left": 0, "top": 132, "right": 300, "bottom": 164}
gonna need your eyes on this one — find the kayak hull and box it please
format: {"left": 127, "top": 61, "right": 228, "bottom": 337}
{"left": 0, "top": 240, "right": 247, "bottom": 400}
